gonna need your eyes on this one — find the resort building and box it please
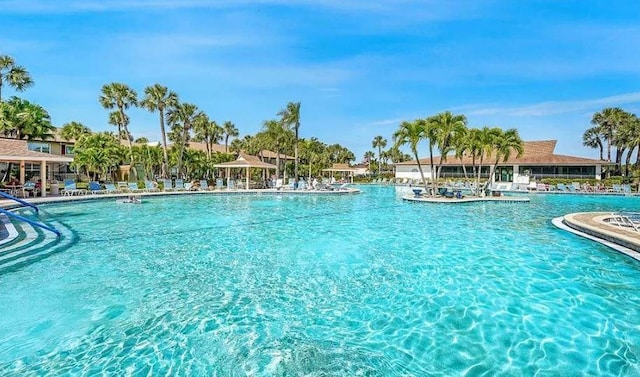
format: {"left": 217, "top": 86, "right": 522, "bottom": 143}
{"left": 394, "top": 140, "right": 605, "bottom": 183}
{"left": 0, "top": 138, "right": 74, "bottom": 196}
{"left": 0, "top": 136, "right": 75, "bottom": 183}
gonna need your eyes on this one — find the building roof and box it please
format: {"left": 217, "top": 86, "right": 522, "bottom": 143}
{"left": 179, "top": 142, "right": 229, "bottom": 154}
{"left": 0, "top": 138, "right": 74, "bottom": 163}
{"left": 395, "top": 140, "right": 605, "bottom": 166}
{"left": 213, "top": 153, "right": 278, "bottom": 169}
{"left": 257, "top": 150, "right": 295, "bottom": 160}
{"left": 322, "top": 163, "right": 357, "bottom": 172}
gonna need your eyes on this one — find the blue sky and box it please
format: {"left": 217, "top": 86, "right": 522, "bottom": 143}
{"left": 2, "top": 0, "right": 640, "bottom": 161}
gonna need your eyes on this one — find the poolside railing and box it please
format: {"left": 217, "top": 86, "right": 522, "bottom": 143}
{"left": 0, "top": 190, "right": 39, "bottom": 213}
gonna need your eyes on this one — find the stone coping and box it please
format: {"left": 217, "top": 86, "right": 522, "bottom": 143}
{"left": 560, "top": 212, "right": 640, "bottom": 259}
{"left": 0, "top": 188, "right": 361, "bottom": 209}
{"left": 402, "top": 195, "right": 530, "bottom": 204}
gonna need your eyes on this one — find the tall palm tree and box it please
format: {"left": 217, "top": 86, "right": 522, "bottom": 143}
{"left": 141, "top": 84, "right": 179, "bottom": 179}
{"left": 582, "top": 126, "right": 604, "bottom": 161}
{"left": 393, "top": 120, "right": 429, "bottom": 191}
{"left": 363, "top": 150, "right": 375, "bottom": 165}
{"left": 99, "top": 83, "right": 138, "bottom": 169}
{"left": 471, "top": 127, "right": 501, "bottom": 195}
{"left": 429, "top": 111, "right": 468, "bottom": 181}
{"left": 193, "top": 115, "right": 224, "bottom": 158}
{"left": 60, "top": 121, "right": 91, "bottom": 141}
{"left": 278, "top": 102, "right": 301, "bottom": 181}
{"left": 372, "top": 135, "right": 387, "bottom": 176}
{"left": 262, "top": 119, "right": 293, "bottom": 179}
{"left": 0, "top": 55, "right": 33, "bottom": 102}
{"left": 489, "top": 128, "right": 524, "bottom": 181}
{"left": 222, "top": 121, "right": 239, "bottom": 153}
{"left": 167, "top": 102, "right": 202, "bottom": 178}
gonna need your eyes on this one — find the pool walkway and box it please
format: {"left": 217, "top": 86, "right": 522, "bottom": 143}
{"left": 0, "top": 187, "right": 361, "bottom": 209}
{"left": 553, "top": 212, "right": 640, "bottom": 261}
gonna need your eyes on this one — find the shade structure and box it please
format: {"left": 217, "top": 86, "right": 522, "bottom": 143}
{"left": 213, "top": 153, "right": 277, "bottom": 189}
{"left": 322, "top": 163, "right": 357, "bottom": 183}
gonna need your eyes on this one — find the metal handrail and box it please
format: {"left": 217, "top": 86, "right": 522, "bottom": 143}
{"left": 0, "top": 190, "right": 39, "bottom": 213}
{"left": 0, "top": 208, "right": 61, "bottom": 237}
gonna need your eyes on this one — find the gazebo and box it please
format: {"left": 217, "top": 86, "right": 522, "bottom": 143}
{"left": 322, "top": 163, "right": 357, "bottom": 183}
{"left": 0, "top": 138, "right": 74, "bottom": 197}
{"left": 213, "top": 153, "right": 277, "bottom": 189}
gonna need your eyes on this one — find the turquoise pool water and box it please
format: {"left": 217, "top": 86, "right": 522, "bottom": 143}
{"left": 0, "top": 186, "right": 639, "bottom": 376}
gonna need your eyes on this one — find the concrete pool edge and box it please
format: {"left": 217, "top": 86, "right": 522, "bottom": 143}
{"left": 552, "top": 213, "right": 640, "bottom": 262}
{"left": 0, "top": 188, "right": 362, "bottom": 209}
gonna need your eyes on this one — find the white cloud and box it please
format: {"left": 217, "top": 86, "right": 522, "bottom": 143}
{"left": 460, "top": 92, "right": 640, "bottom": 117}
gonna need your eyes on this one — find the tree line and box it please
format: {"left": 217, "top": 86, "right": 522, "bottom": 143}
{"left": 0, "top": 55, "right": 355, "bottom": 182}
{"left": 371, "top": 112, "right": 525, "bottom": 196}
{"left": 582, "top": 107, "right": 640, "bottom": 177}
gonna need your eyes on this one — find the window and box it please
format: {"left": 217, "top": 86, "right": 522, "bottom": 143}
{"left": 63, "top": 145, "right": 75, "bottom": 155}
{"left": 27, "top": 142, "right": 50, "bottom": 154}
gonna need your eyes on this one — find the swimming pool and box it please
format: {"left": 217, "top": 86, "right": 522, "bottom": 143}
{"left": 0, "top": 186, "right": 638, "bottom": 375}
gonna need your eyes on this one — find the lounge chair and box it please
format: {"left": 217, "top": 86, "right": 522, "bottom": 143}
{"left": 622, "top": 184, "right": 632, "bottom": 194}
{"left": 105, "top": 183, "right": 120, "bottom": 194}
{"left": 117, "top": 181, "right": 129, "bottom": 192}
{"left": 62, "top": 179, "right": 86, "bottom": 196}
{"left": 536, "top": 183, "right": 547, "bottom": 191}
{"left": 144, "top": 180, "right": 159, "bottom": 192}
{"left": 199, "top": 180, "right": 212, "bottom": 191}
{"left": 162, "top": 179, "right": 174, "bottom": 192}
{"left": 215, "top": 178, "right": 224, "bottom": 190}
{"left": 88, "top": 181, "right": 105, "bottom": 194}
{"left": 128, "top": 182, "right": 142, "bottom": 193}
{"left": 557, "top": 183, "right": 569, "bottom": 192}
{"left": 227, "top": 179, "right": 236, "bottom": 190}
{"left": 174, "top": 179, "right": 187, "bottom": 191}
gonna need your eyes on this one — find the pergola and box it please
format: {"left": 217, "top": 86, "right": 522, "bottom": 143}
{"left": 0, "top": 138, "right": 74, "bottom": 197}
{"left": 322, "top": 163, "right": 357, "bottom": 183}
{"left": 213, "top": 153, "right": 277, "bottom": 189}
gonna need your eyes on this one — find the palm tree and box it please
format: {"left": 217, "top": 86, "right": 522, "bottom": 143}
{"left": 222, "top": 121, "right": 239, "bottom": 153}
{"left": 60, "top": 121, "right": 91, "bottom": 141}
{"left": 0, "top": 97, "right": 54, "bottom": 140}
{"left": 0, "top": 55, "right": 33, "bottom": 102}
{"left": 278, "top": 102, "right": 301, "bottom": 181}
{"left": 99, "top": 83, "right": 138, "bottom": 170}
{"left": 363, "top": 150, "right": 375, "bottom": 165}
{"left": 141, "top": 84, "right": 179, "bottom": 179}
{"left": 582, "top": 126, "right": 604, "bottom": 161}
{"left": 470, "top": 127, "right": 501, "bottom": 195}
{"left": 393, "top": 120, "right": 428, "bottom": 191}
{"left": 372, "top": 135, "right": 387, "bottom": 176}
{"left": 72, "top": 132, "right": 123, "bottom": 181}
{"left": 428, "top": 111, "right": 467, "bottom": 182}
{"left": 193, "top": 115, "right": 224, "bottom": 178}
{"left": 489, "top": 128, "right": 524, "bottom": 181}
{"left": 167, "top": 102, "right": 202, "bottom": 178}
{"left": 262, "top": 119, "right": 293, "bottom": 179}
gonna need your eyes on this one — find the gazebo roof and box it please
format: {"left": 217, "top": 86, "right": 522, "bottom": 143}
{"left": 0, "top": 138, "right": 73, "bottom": 163}
{"left": 213, "top": 153, "right": 277, "bottom": 169}
{"left": 322, "top": 163, "right": 357, "bottom": 172}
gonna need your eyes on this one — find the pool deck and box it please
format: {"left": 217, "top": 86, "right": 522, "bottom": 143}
{"left": 0, "top": 187, "right": 361, "bottom": 209}
{"left": 402, "top": 194, "right": 530, "bottom": 203}
{"left": 553, "top": 212, "right": 640, "bottom": 261}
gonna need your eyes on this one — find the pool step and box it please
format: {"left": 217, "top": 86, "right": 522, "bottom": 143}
{"left": 0, "top": 210, "right": 75, "bottom": 273}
